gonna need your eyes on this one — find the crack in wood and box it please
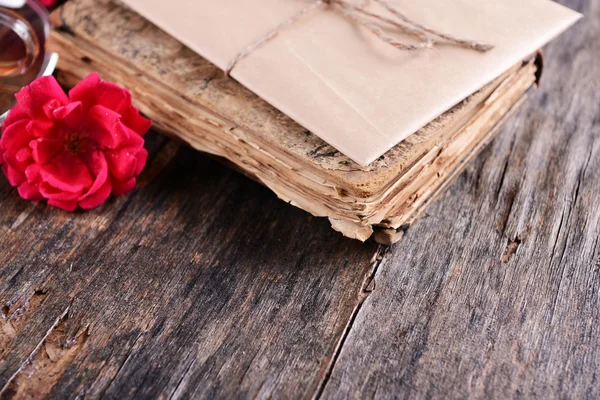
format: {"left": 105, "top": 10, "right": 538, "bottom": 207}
{"left": 497, "top": 187, "right": 517, "bottom": 236}
{"left": 102, "top": 330, "right": 147, "bottom": 393}
{"left": 362, "top": 245, "right": 389, "bottom": 294}
{"left": 550, "top": 208, "right": 567, "bottom": 265}
{"left": 312, "top": 244, "right": 390, "bottom": 400}
{"left": 549, "top": 143, "right": 593, "bottom": 267}
{"left": 167, "top": 352, "right": 200, "bottom": 400}
{"left": 593, "top": 234, "right": 600, "bottom": 273}
{"left": 501, "top": 234, "right": 522, "bottom": 263}
{"left": 494, "top": 131, "right": 518, "bottom": 202}
{"left": 546, "top": 142, "right": 594, "bottom": 328}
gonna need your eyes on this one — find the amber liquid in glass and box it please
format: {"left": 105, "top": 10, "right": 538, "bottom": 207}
{"left": 0, "top": 2, "right": 47, "bottom": 119}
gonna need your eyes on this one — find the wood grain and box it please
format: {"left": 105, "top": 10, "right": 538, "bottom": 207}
{"left": 320, "top": 0, "right": 600, "bottom": 397}
{"left": 0, "top": 138, "right": 380, "bottom": 398}
{"left": 0, "top": 0, "right": 597, "bottom": 398}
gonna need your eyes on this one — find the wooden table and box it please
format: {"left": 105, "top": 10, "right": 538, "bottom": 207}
{"left": 1, "top": 0, "right": 598, "bottom": 398}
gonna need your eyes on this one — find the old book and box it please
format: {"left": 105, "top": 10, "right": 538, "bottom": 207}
{"left": 50, "top": 0, "right": 543, "bottom": 243}
{"left": 121, "top": 0, "right": 580, "bottom": 165}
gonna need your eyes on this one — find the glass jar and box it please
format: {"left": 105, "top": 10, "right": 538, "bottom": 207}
{"left": 0, "top": 0, "right": 57, "bottom": 123}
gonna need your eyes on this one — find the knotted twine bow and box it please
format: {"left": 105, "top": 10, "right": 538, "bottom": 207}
{"left": 225, "top": 0, "right": 493, "bottom": 76}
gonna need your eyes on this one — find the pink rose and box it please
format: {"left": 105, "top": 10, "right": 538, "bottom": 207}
{"left": 0, "top": 73, "right": 151, "bottom": 211}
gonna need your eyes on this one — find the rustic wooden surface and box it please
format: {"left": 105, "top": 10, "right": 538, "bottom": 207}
{"left": 0, "top": 0, "right": 598, "bottom": 398}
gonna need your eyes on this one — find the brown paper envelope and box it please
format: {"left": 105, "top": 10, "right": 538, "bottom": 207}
{"left": 121, "top": 0, "right": 581, "bottom": 166}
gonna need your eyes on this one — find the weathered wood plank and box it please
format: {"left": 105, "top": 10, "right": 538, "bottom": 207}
{"left": 319, "top": 0, "right": 600, "bottom": 397}
{"left": 0, "top": 132, "right": 168, "bottom": 390}
{"left": 0, "top": 137, "right": 379, "bottom": 398}
{"left": 1, "top": 0, "right": 597, "bottom": 398}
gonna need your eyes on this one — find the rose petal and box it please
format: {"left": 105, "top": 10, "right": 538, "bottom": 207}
{"left": 2, "top": 163, "right": 25, "bottom": 186}
{"left": 15, "top": 76, "right": 69, "bottom": 120}
{"left": 30, "top": 139, "right": 63, "bottom": 165}
{"left": 26, "top": 119, "right": 58, "bottom": 139}
{"left": 47, "top": 199, "right": 77, "bottom": 212}
{"left": 69, "top": 73, "right": 151, "bottom": 133}
{"left": 3, "top": 102, "right": 28, "bottom": 128}
{"left": 83, "top": 105, "right": 129, "bottom": 149}
{"left": 1, "top": 120, "right": 32, "bottom": 152}
{"left": 25, "top": 164, "right": 40, "bottom": 183}
{"left": 43, "top": 99, "right": 62, "bottom": 120}
{"left": 53, "top": 101, "right": 84, "bottom": 129}
{"left": 68, "top": 73, "right": 101, "bottom": 112}
{"left": 122, "top": 105, "right": 152, "bottom": 136}
{"left": 111, "top": 177, "right": 136, "bottom": 196}
{"left": 79, "top": 181, "right": 112, "bottom": 209}
{"left": 1, "top": 151, "right": 30, "bottom": 179}
{"left": 71, "top": 74, "right": 131, "bottom": 114}
{"left": 15, "top": 147, "right": 31, "bottom": 163}
{"left": 80, "top": 150, "right": 108, "bottom": 199}
{"left": 95, "top": 81, "right": 133, "bottom": 115}
{"left": 134, "top": 148, "right": 148, "bottom": 175}
{"left": 39, "top": 153, "right": 93, "bottom": 192}
{"left": 39, "top": 182, "right": 83, "bottom": 201}
{"left": 121, "top": 126, "right": 145, "bottom": 150}
{"left": 105, "top": 148, "right": 139, "bottom": 181}
{"left": 17, "top": 182, "right": 43, "bottom": 201}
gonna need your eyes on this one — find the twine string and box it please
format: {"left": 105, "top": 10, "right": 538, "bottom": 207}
{"left": 224, "top": 0, "right": 493, "bottom": 76}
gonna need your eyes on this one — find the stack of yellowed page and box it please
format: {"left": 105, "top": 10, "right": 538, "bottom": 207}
{"left": 49, "top": 0, "right": 580, "bottom": 243}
